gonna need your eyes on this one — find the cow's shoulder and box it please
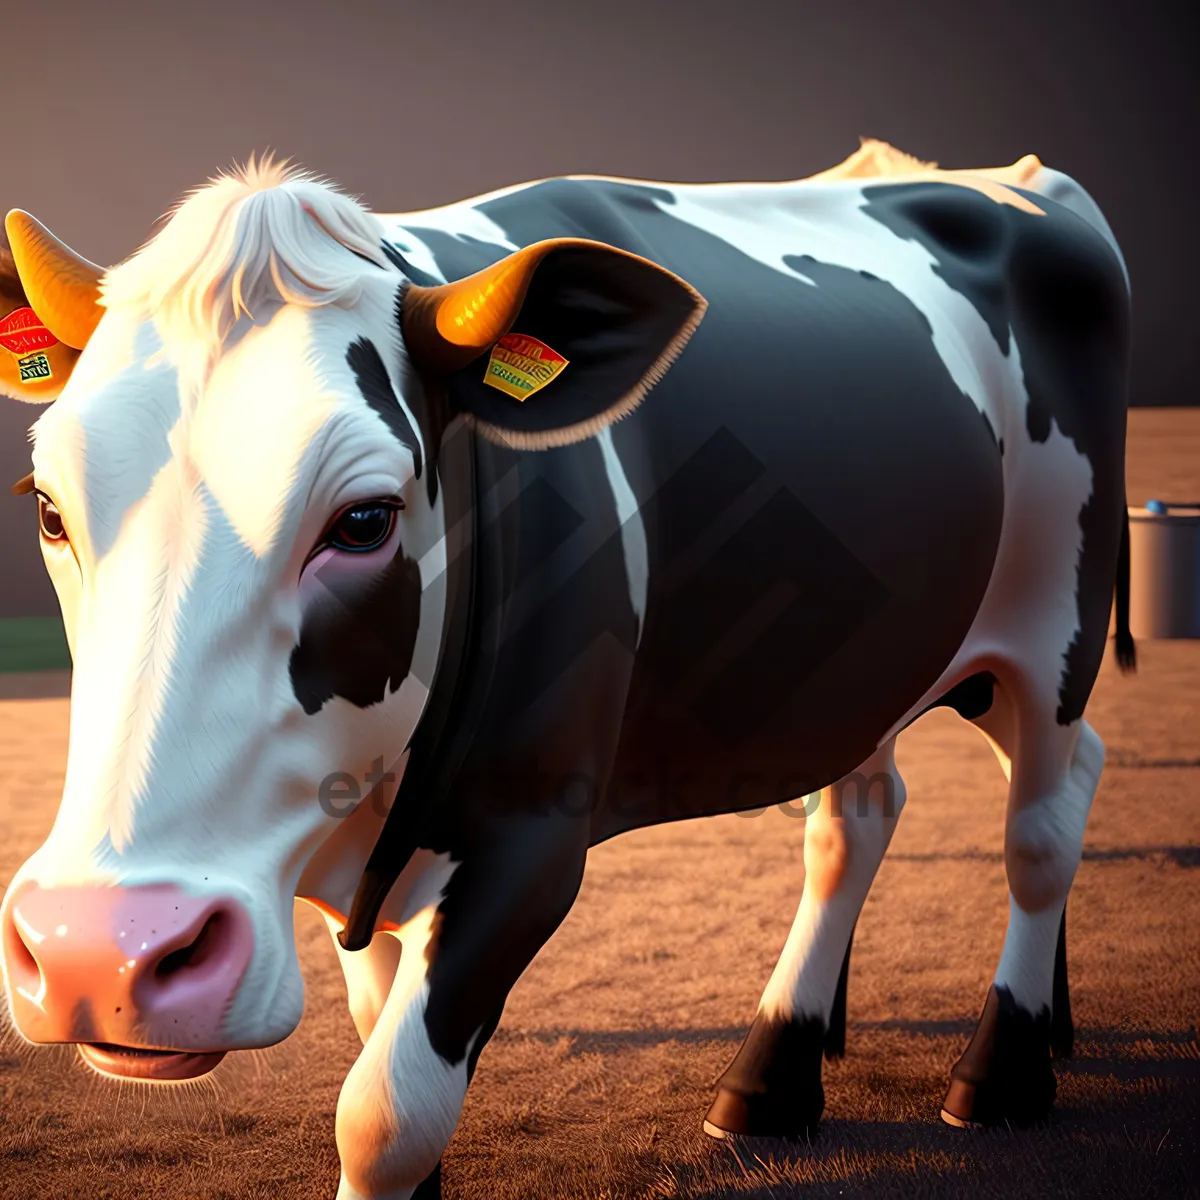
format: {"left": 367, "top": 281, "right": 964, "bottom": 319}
{"left": 468, "top": 175, "right": 683, "bottom": 254}
{"left": 380, "top": 175, "right": 683, "bottom": 282}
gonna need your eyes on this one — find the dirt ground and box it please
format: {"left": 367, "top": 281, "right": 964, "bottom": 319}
{"left": 1, "top": 410, "right": 1197, "bottom": 1199}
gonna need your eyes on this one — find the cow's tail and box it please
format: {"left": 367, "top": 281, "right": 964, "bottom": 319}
{"left": 1113, "top": 501, "right": 1136, "bottom": 673}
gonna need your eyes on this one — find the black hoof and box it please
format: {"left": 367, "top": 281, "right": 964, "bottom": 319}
{"left": 707, "top": 1012, "right": 826, "bottom": 1138}
{"left": 941, "top": 985, "right": 1056, "bottom": 1128}
{"left": 704, "top": 1082, "right": 824, "bottom": 1140}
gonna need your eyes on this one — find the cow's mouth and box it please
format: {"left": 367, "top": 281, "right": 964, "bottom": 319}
{"left": 78, "top": 1041, "right": 227, "bottom": 1081}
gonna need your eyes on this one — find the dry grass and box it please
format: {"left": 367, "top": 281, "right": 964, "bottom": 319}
{"left": 0, "top": 411, "right": 1198, "bottom": 1199}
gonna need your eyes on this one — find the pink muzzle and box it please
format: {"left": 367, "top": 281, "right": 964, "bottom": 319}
{"left": 1, "top": 882, "right": 254, "bottom": 1062}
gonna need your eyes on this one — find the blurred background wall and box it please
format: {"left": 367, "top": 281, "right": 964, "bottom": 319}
{"left": 2, "top": 0, "right": 1194, "bottom": 617}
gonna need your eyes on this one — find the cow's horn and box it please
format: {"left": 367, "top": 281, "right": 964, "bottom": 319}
{"left": 5, "top": 209, "right": 104, "bottom": 350}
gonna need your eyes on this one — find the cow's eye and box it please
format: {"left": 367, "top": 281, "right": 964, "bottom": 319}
{"left": 37, "top": 495, "right": 67, "bottom": 542}
{"left": 326, "top": 502, "right": 398, "bottom": 553}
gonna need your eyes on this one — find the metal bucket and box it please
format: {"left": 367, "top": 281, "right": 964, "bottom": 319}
{"left": 1129, "top": 502, "right": 1200, "bottom": 639}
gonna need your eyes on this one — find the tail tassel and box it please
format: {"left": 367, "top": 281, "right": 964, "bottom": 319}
{"left": 1114, "top": 501, "right": 1136, "bottom": 673}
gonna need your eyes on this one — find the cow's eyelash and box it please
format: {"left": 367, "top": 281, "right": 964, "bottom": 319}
{"left": 318, "top": 497, "right": 405, "bottom": 536}
{"left": 32, "top": 490, "right": 69, "bottom": 543}
{"left": 304, "top": 498, "right": 405, "bottom": 568}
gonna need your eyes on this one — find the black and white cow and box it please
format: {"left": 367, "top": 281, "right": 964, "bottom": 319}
{"left": 0, "top": 141, "right": 1133, "bottom": 1198}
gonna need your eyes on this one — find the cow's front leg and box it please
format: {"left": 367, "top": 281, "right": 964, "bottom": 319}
{"left": 333, "top": 819, "right": 588, "bottom": 1199}
{"left": 332, "top": 854, "right": 464, "bottom": 1200}
{"left": 706, "top": 738, "right": 906, "bottom": 1138}
{"left": 325, "top": 915, "right": 405, "bottom": 1046}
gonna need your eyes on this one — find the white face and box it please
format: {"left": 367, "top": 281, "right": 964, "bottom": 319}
{"left": 4, "top": 270, "right": 446, "bottom": 1050}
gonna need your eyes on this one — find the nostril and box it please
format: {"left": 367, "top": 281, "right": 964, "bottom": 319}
{"left": 3, "top": 906, "right": 43, "bottom": 990}
{"left": 4, "top": 887, "right": 253, "bottom": 1046}
{"left": 153, "top": 910, "right": 231, "bottom": 981}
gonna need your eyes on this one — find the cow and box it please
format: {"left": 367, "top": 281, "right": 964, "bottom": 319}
{"left": 0, "top": 140, "right": 1133, "bottom": 1198}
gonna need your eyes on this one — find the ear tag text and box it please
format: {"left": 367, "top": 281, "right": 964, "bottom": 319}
{"left": 17, "top": 352, "right": 53, "bottom": 382}
{"left": 483, "top": 333, "right": 568, "bottom": 401}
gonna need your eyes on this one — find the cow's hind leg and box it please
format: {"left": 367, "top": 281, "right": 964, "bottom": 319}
{"left": 942, "top": 679, "right": 1103, "bottom": 1127}
{"left": 705, "top": 738, "right": 906, "bottom": 1138}
{"left": 1050, "top": 907, "right": 1073, "bottom": 1058}
{"left": 967, "top": 683, "right": 1076, "bottom": 1062}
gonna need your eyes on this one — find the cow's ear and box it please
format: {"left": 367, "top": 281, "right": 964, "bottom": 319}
{"left": 400, "top": 238, "right": 706, "bottom": 449}
{"left": 0, "top": 211, "right": 103, "bottom": 404}
{"left": 0, "top": 248, "right": 83, "bottom": 403}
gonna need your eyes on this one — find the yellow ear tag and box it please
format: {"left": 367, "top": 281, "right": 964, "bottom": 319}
{"left": 482, "top": 333, "right": 568, "bottom": 401}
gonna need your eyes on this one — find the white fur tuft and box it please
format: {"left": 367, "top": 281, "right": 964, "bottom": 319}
{"left": 100, "top": 154, "right": 390, "bottom": 355}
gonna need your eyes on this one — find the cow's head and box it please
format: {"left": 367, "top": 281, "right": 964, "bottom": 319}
{"left": 0, "top": 161, "right": 703, "bottom": 1080}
